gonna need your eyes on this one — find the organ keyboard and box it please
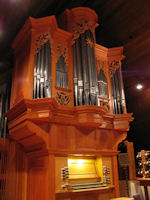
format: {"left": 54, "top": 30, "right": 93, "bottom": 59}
{"left": 70, "top": 182, "right": 106, "bottom": 190}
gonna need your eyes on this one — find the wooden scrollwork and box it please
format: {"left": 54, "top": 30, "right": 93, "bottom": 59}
{"left": 56, "top": 91, "right": 70, "bottom": 106}
{"left": 95, "top": 58, "right": 107, "bottom": 76}
{"left": 100, "top": 101, "right": 110, "bottom": 111}
{"left": 86, "top": 37, "right": 95, "bottom": 48}
{"left": 35, "top": 32, "right": 53, "bottom": 54}
{"left": 109, "top": 60, "right": 121, "bottom": 77}
{"left": 56, "top": 44, "right": 68, "bottom": 65}
{"left": 71, "top": 19, "right": 96, "bottom": 42}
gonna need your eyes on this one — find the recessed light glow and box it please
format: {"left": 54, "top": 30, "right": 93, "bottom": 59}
{"left": 73, "top": 154, "right": 83, "bottom": 156}
{"left": 77, "top": 159, "right": 85, "bottom": 166}
{"left": 136, "top": 84, "right": 143, "bottom": 90}
{"left": 68, "top": 159, "right": 74, "bottom": 165}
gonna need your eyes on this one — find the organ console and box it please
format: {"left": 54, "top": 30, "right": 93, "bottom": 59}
{"left": 3, "top": 7, "right": 133, "bottom": 200}
{"left": 57, "top": 156, "right": 110, "bottom": 192}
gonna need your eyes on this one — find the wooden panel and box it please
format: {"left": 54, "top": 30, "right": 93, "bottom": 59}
{"left": 0, "top": 151, "right": 7, "bottom": 199}
{"left": 97, "top": 191, "right": 115, "bottom": 200}
{"left": 112, "top": 156, "right": 120, "bottom": 197}
{"left": 95, "top": 157, "right": 103, "bottom": 182}
{"left": 10, "top": 35, "right": 31, "bottom": 107}
{"left": 56, "top": 126, "right": 71, "bottom": 149}
{"left": 56, "top": 198, "right": 70, "bottom": 200}
{"left": 6, "top": 141, "right": 28, "bottom": 200}
{"left": 125, "top": 141, "right": 136, "bottom": 180}
{"left": 55, "top": 157, "right": 68, "bottom": 193}
{"left": 102, "top": 157, "right": 113, "bottom": 186}
{"left": 28, "top": 155, "right": 55, "bottom": 200}
{"left": 96, "top": 129, "right": 114, "bottom": 150}
{"left": 75, "top": 128, "right": 96, "bottom": 149}
{"left": 71, "top": 194, "right": 97, "bottom": 200}
{"left": 49, "top": 124, "right": 75, "bottom": 150}
{"left": 28, "top": 169, "right": 48, "bottom": 200}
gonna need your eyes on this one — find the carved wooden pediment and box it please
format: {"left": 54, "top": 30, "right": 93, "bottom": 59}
{"left": 109, "top": 60, "right": 121, "bottom": 77}
{"left": 56, "top": 44, "right": 68, "bottom": 65}
{"left": 95, "top": 57, "right": 107, "bottom": 76}
{"left": 35, "top": 32, "right": 53, "bottom": 54}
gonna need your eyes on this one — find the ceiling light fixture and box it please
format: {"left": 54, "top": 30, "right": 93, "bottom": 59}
{"left": 136, "top": 83, "right": 143, "bottom": 90}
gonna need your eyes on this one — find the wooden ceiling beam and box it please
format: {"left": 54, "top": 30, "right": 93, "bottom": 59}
{"left": 125, "top": 48, "right": 150, "bottom": 65}
{"left": 124, "top": 30, "right": 150, "bottom": 50}
{"left": 104, "top": 1, "right": 150, "bottom": 30}
{"left": 102, "top": 2, "right": 150, "bottom": 45}
{"left": 100, "top": 0, "right": 128, "bottom": 20}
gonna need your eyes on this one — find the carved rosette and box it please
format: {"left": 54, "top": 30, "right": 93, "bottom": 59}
{"left": 35, "top": 32, "right": 53, "bottom": 54}
{"left": 56, "top": 44, "right": 68, "bottom": 65}
{"left": 86, "top": 37, "right": 95, "bottom": 48}
{"left": 71, "top": 19, "right": 96, "bottom": 42}
{"left": 109, "top": 60, "right": 121, "bottom": 77}
{"left": 56, "top": 91, "right": 70, "bottom": 106}
{"left": 95, "top": 58, "right": 106, "bottom": 76}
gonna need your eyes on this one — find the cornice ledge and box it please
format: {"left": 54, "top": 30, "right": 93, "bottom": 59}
{"left": 9, "top": 120, "right": 49, "bottom": 153}
{"left": 74, "top": 105, "right": 107, "bottom": 128}
{"left": 74, "top": 105, "right": 107, "bottom": 114}
{"left": 6, "top": 98, "right": 58, "bottom": 122}
{"left": 113, "top": 113, "right": 134, "bottom": 131}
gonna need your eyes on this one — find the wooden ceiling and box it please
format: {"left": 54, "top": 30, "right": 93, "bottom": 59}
{"left": 1, "top": 0, "right": 150, "bottom": 151}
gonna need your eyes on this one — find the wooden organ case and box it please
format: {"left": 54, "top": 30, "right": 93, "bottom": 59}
{"left": 5, "top": 7, "right": 133, "bottom": 200}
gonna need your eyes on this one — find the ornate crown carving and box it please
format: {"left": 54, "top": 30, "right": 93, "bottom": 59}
{"left": 56, "top": 44, "right": 68, "bottom": 65}
{"left": 71, "top": 19, "right": 96, "bottom": 42}
{"left": 95, "top": 58, "right": 107, "bottom": 76}
{"left": 35, "top": 33, "right": 53, "bottom": 54}
{"left": 109, "top": 60, "right": 121, "bottom": 77}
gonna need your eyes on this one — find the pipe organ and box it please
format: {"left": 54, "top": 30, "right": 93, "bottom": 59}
{"left": 1, "top": 7, "right": 134, "bottom": 200}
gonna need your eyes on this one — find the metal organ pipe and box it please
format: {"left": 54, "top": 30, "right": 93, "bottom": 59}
{"left": 3, "top": 85, "right": 10, "bottom": 138}
{"left": 0, "top": 93, "right": 4, "bottom": 137}
{"left": 44, "top": 41, "right": 51, "bottom": 98}
{"left": 40, "top": 45, "right": 45, "bottom": 98}
{"left": 72, "top": 36, "right": 84, "bottom": 106}
{"left": 111, "top": 68, "right": 124, "bottom": 114}
{"left": 114, "top": 69, "right": 121, "bottom": 114}
{"left": 33, "top": 40, "right": 52, "bottom": 99}
{"left": 56, "top": 56, "right": 68, "bottom": 89}
{"left": 36, "top": 50, "right": 41, "bottom": 99}
{"left": 86, "top": 30, "right": 98, "bottom": 105}
{"left": 33, "top": 54, "right": 38, "bottom": 99}
{"left": 115, "top": 72, "right": 120, "bottom": 114}
{"left": 116, "top": 69, "right": 125, "bottom": 113}
{"left": 72, "top": 44, "right": 78, "bottom": 106}
{"left": 111, "top": 76, "right": 117, "bottom": 114}
{"left": 81, "top": 32, "right": 90, "bottom": 105}
{"left": 76, "top": 38, "right": 83, "bottom": 106}
{"left": 98, "top": 70, "right": 108, "bottom": 98}
{"left": 0, "top": 83, "right": 10, "bottom": 138}
{"left": 72, "top": 29, "right": 98, "bottom": 106}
